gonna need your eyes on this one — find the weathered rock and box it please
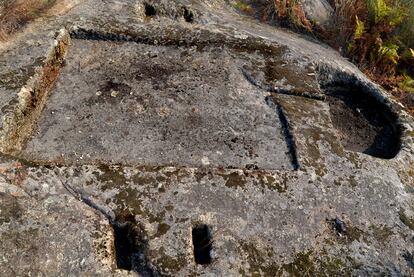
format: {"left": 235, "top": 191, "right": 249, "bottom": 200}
{"left": 0, "top": 163, "right": 115, "bottom": 276}
{"left": 0, "top": 0, "right": 413, "bottom": 276}
{"left": 403, "top": 93, "right": 414, "bottom": 109}
{"left": 300, "top": 0, "right": 334, "bottom": 28}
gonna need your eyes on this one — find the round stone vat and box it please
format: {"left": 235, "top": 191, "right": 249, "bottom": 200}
{"left": 324, "top": 83, "right": 401, "bottom": 159}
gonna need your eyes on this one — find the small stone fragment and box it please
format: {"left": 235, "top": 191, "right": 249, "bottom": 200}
{"left": 110, "top": 90, "right": 119, "bottom": 97}
{"left": 201, "top": 157, "right": 210, "bottom": 166}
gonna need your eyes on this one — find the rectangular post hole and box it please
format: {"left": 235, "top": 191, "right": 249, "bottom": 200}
{"left": 112, "top": 220, "right": 159, "bottom": 275}
{"left": 192, "top": 224, "right": 213, "bottom": 265}
{"left": 113, "top": 222, "right": 135, "bottom": 271}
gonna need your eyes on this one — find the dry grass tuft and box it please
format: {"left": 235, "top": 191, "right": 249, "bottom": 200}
{"left": 324, "top": 0, "right": 368, "bottom": 50}
{"left": 0, "top": 0, "right": 55, "bottom": 41}
{"left": 265, "top": 0, "right": 414, "bottom": 113}
{"left": 273, "top": 0, "right": 313, "bottom": 31}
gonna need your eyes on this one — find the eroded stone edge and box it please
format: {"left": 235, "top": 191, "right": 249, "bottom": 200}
{"left": 0, "top": 29, "right": 71, "bottom": 154}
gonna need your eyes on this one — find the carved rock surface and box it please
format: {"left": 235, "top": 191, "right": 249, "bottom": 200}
{"left": 0, "top": 0, "right": 414, "bottom": 276}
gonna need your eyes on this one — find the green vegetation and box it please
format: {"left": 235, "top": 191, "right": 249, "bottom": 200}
{"left": 344, "top": 0, "right": 414, "bottom": 112}
{"left": 398, "top": 0, "right": 414, "bottom": 47}
{"left": 399, "top": 73, "right": 414, "bottom": 93}
{"left": 348, "top": 0, "right": 411, "bottom": 74}
{"left": 259, "top": 0, "right": 413, "bottom": 81}
{"left": 264, "top": 0, "right": 414, "bottom": 113}
{"left": 232, "top": 1, "right": 254, "bottom": 13}
{"left": 354, "top": 16, "right": 365, "bottom": 39}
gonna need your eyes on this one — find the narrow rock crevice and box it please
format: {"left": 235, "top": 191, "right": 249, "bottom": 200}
{"left": 144, "top": 3, "right": 157, "bottom": 17}
{"left": 61, "top": 181, "right": 114, "bottom": 221}
{"left": 241, "top": 68, "right": 325, "bottom": 101}
{"left": 182, "top": 7, "right": 195, "bottom": 23}
{"left": 265, "top": 96, "right": 300, "bottom": 170}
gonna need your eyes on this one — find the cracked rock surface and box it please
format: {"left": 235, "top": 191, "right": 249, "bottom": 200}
{"left": 1, "top": 0, "right": 414, "bottom": 276}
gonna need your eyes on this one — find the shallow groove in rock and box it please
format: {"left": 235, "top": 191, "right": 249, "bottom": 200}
{"left": 69, "top": 26, "right": 287, "bottom": 57}
{"left": 241, "top": 68, "right": 325, "bottom": 101}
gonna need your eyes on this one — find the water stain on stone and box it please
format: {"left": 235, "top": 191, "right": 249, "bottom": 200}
{"left": 154, "top": 223, "right": 170, "bottom": 238}
{"left": 0, "top": 193, "right": 23, "bottom": 224}
{"left": 220, "top": 172, "right": 247, "bottom": 189}
{"left": 93, "top": 165, "right": 128, "bottom": 189}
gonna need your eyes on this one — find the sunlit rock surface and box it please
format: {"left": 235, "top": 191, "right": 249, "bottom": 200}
{"left": 0, "top": 0, "right": 413, "bottom": 276}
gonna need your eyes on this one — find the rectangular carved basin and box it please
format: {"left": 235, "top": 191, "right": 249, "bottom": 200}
{"left": 19, "top": 38, "right": 292, "bottom": 169}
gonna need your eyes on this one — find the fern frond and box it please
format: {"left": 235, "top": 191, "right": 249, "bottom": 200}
{"left": 378, "top": 42, "right": 400, "bottom": 64}
{"left": 387, "top": 3, "right": 407, "bottom": 26}
{"left": 366, "top": 0, "right": 391, "bottom": 23}
{"left": 400, "top": 48, "right": 414, "bottom": 60}
{"left": 354, "top": 16, "right": 365, "bottom": 39}
{"left": 399, "top": 73, "right": 414, "bottom": 93}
